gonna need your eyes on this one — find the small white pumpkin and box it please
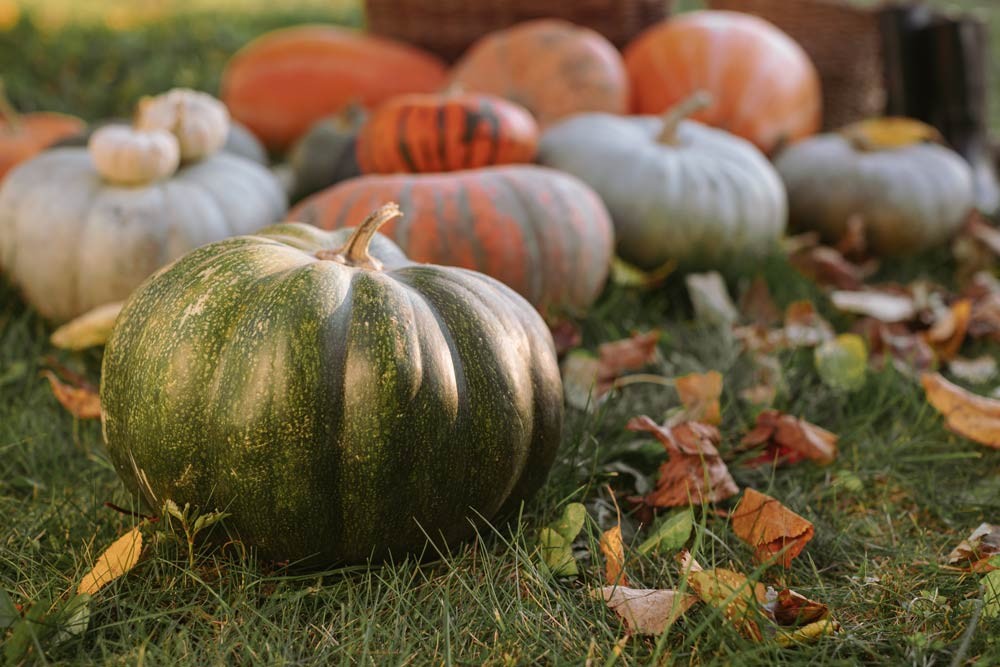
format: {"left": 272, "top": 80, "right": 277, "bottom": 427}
{"left": 0, "top": 147, "right": 287, "bottom": 322}
{"left": 775, "top": 118, "right": 976, "bottom": 255}
{"left": 538, "top": 93, "right": 787, "bottom": 270}
{"left": 88, "top": 124, "right": 180, "bottom": 185}
{"left": 136, "top": 88, "right": 230, "bottom": 162}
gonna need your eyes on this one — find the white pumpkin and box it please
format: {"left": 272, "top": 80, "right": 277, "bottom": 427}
{"left": 136, "top": 88, "right": 230, "bottom": 162}
{"left": 775, "top": 118, "right": 976, "bottom": 254}
{"left": 88, "top": 124, "right": 180, "bottom": 185}
{"left": 538, "top": 94, "right": 787, "bottom": 270}
{"left": 0, "top": 147, "right": 287, "bottom": 322}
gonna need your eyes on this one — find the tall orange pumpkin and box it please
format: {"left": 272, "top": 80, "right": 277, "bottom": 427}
{"left": 356, "top": 92, "right": 538, "bottom": 174}
{"left": 448, "top": 19, "right": 629, "bottom": 128}
{"left": 0, "top": 86, "right": 84, "bottom": 181}
{"left": 288, "top": 166, "right": 615, "bottom": 316}
{"left": 624, "top": 11, "right": 822, "bottom": 154}
{"left": 221, "top": 26, "right": 448, "bottom": 152}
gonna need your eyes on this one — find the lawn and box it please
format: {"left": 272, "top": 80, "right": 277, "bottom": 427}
{"left": 2, "top": 1, "right": 1000, "bottom": 665}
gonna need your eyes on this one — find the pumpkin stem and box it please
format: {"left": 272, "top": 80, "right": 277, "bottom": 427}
{"left": 657, "top": 90, "right": 713, "bottom": 145}
{"left": 317, "top": 202, "right": 402, "bottom": 269}
{"left": 0, "top": 79, "right": 22, "bottom": 129}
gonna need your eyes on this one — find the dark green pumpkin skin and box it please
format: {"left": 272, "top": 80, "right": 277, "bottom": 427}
{"left": 289, "top": 107, "right": 366, "bottom": 202}
{"left": 100, "top": 222, "right": 563, "bottom": 565}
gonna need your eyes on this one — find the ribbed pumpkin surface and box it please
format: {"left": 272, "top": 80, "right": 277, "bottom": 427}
{"left": 449, "top": 19, "right": 629, "bottom": 128}
{"left": 356, "top": 93, "right": 538, "bottom": 173}
{"left": 288, "top": 166, "right": 615, "bottom": 316}
{"left": 221, "top": 26, "right": 447, "bottom": 151}
{"left": 624, "top": 11, "right": 821, "bottom": 154}
{"left": 101, "top": 219, "right": 563, "bottom": 565}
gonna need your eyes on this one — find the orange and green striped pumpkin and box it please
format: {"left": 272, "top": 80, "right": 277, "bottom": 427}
{"left": 289, "top": 166, "right": 614, "bottom": 316}
{"left": 355, "top": 92, "right": 538, "bottom": 174}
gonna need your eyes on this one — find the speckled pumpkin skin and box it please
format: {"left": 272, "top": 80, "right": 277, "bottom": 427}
{"left": 100, "top": 222, "right": 563, "bottom": 565}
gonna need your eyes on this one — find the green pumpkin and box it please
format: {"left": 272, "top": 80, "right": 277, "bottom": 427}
{"left": 100, "top": 204, "right": 563, "bottom": 565}
{"left": 288, "top": 106, "right": 366, "bottom": 202}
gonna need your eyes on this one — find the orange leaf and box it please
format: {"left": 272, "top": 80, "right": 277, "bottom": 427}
{"left": 629, "top": 417, "right": 739, "bottom": 507}
{"left": 783, "top": 301, "right": 834, "bottom": 348}
{"left": 731, "top": 489, "right": 814, "bottom": 567}
{"left": 597, "top": 587, "right": 697, "bottom": 636}
{"left": 925, "top": 299, "right": 972, "bottom": 362}
{"left": 738, "top": 277, "right": 780, "bottom": 327}
{"left": 600, "top": 525, "right": 629, "bottom": 587}
{"left": 78, "top": 527, "right": 143, "bottom": 595}
{"left": 42, "top": 370, "right": 101, "bottom": 420}
{"left": 945, "top": 523, "right": 999, "bottom": 572}
{"left": 768, "top": 589, "right": 830, "bottom": 626}
{"left": 740, "top": 410, "right": 838, "bottom": 466}
{"left": 921, "top": 372, "right": 1000, "bottom": 448}
{"left": 597, "top": 331, "right": 661, "bottom": 388}
{"left": 675, "top": 370, "right": 723, "bottom": 425}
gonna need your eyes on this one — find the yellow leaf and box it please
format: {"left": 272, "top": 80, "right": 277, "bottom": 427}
{"left": 78, "top": 527, "right": 143, "bottom": 595}
{"left": 600, "top": 525, "right": 628, "bottom": 587}
{"left": 50, "top": 302, "right": 123, "bottom": 350}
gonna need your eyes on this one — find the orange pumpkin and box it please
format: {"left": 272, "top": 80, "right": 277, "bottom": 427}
{"left": 448, "top": 19, "right": 629, "bottom": 128}
{"left": 0, "top": 87, "right": 84, "bottom": 180}
{"left": 356, "top": 92, "right": 538, "bottom": 174}
{"left": 221, "top": 26, "right": 448, "bottom": 152}
{"left": 624, "top": 11, "right": 822, "bottom": 154}
{"left": 288, "top": 166, "right": 614, "bottom": 316}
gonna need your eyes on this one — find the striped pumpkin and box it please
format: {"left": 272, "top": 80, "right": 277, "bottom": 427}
{"left": 221, "top": 26, "right": 447, "bottom": 152}
{"left": 624, "top": 11, "right": 821, "bottom": 155}
{"left": 289, "top": 166, "right": 614, "bottom": 316}
{"left": 356, "top": 92, "right": 538, "bottom": 174}
{"left": 448, "top": 19, "right": 629, "bottom": 128}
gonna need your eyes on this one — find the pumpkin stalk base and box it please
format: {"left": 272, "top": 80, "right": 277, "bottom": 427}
{"left": 316, "top": 202, "right": 402, "bottom": 270}
{"left": 657, "top": 90, "right": 713, "bottom": 145}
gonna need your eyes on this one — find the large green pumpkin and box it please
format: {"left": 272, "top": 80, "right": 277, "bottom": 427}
{"left": 100, "top": 204, "right": 564, "bottom": 565}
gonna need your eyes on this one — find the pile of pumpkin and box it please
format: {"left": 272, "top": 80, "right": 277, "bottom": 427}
{"left": 0, "top": 10, "right": 981, "bottom": 566}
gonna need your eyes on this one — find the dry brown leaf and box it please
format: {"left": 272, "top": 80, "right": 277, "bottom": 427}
{"left": 738, "top": 277, "right": 781, "bottom": 327}
{"left": 858, "top": 319, "right": 937, "bottom": 374}
{"left": 629, "top": 417, "right": 739, "bottom": 507}
{"left": 597, "top": 331, "right": 661, "bottom": 390}
{"left": 600, "top": 492, "right": 629, "bottom": 587}
{"left": 597, "top": 587, "right": 698, "bottom": 636}
{"left": 783, "top": 301, "right": 834, "bottom": 348}
{"left": 42, "top": 370, "right": 101, "bottom": 420}
{"left": 740, "top": 410, "right": 838, "bottom": 466}
{"left": 78, "top": 527, "right": 143, "bottom": 595}
{"left": 731, "top": 489, "right": 814, "bottom": 567}
{"left": 789, "top": 244, "right": 873, "bottom": 290}
{"left": 835, "top": 215, "right": 868, "bottom": 260}
{"left": 830, "top": 290, "right": 917, "bottom": 323}
{"left": 922, "top": 372, "right": 1000, "bottom": 449}
{"left": 675, "top": 370, "right": 723, "bottom": 425}
{"left": 767, "top": 589, "right": 830, "bottom": 626}
{"left": 686, "top": 566, "right": 767, "bottom": 641}
{"left": 925, "top": 299, "right": 972, "bottom": 361}
{"left": 945, "top": 523, "right": 999, "bottom": 572}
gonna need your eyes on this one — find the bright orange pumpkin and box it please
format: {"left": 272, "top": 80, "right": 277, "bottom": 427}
{"left": 0, "top": 87, "right": 84, "bottom": 180}
{"left": 356, "top": 92, "right": 538, "bottom": 174}
{"left": 288, "top": 166, "right": 615, "bottom": 316}
{"left": 449, "top": 19, "right": 629, "bottom": 128}
{"left": 624, "top": 11, "right": 822, "bottom": 154}
{"left": 221, "top": 26, "right": 448, "bottom": 152}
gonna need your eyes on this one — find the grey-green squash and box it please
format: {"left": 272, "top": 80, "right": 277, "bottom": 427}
{"left": 538, "top": 93, "right": 787, "bottom": 271}
{"left": 100, "top": 203, "right": 564, "bottom": 565}
{"left": 775, "top": 118, "right": 976, "bottom": 254}
{"left": 288, "top": 105, "right": 366, "bottom": 202}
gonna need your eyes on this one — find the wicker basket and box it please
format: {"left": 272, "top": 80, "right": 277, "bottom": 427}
{"left": 364, "top": 0, "right": 673, "bottom": 62}
{"left": 708, "top": 0, "right": 886, "bottom": 129}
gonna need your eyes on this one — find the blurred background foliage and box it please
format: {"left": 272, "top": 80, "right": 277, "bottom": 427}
{"left": 0, "top": 0, "right": 996, "bottom": 128}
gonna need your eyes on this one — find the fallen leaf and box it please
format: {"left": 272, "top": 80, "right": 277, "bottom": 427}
{"left": 766, "top": 588, "right": 829, "bottom": 626}
{"left": 686, "top": 272, "right": 738, "bottom": 328}
{"left": 860, "top": 320, "right": 937, "bottom": 374}
{"left": 948, "top": 356, "right": 997, "bottom": 385}
{"left": 814, "top": 334, "right": 868, "bottom": 392}
{"left": 783, "top": 301, "right": 834, "bottom": 348}
{"left": 740, "top": 411, "right": 838, "bottom": 466}
{"left": 560, "top": 332, "right": 662, "bottom": 410}
{"left": 600, "top": 492, "right": 629, "bottom": 586}
{"left": 968, "top": 292, "right": 1000, "bottom": 341}
{"left": 42, "top": 370, "right": 101, "bottom": 420}
{"left": 835, "top": 214, "right": 868, "bottom": 260}
{"left": 638, "top": 509, "right": 694, "bottom": 556}
{"left": 597, "top": 587, "right": 697, "bottom": 635}
{"left": 922, "top": 372, "right": 1000, "bottom": 448}
{"left": 686, "top": 566, "right": 767, "bottom": 640}
{"left": 738, "top": 277, "right": 781, "bottom": 327}
{"left": 945, "top": 523, "right": 999, "bottom": 572}
{"left": 50, "top": 301, "right": 123, "bottom": 350}
{"left": 830, "top": 290, "right": 917, "bottom": 323}
{"left": 611, "top": 256, "right": 676, "bottom": 289}
{"left": 78, "top": 527, "right": 143, "bottom": 595}
{"left": 925, "top": 299, "right": 972, "bottom": 361}
{"left": 730, "top": 489, "right": 814, "bottom": 567}
{"left": 628, "top": 417, "right": 739, "bottom": 507}
{"left": 774, "top": 617, "right": 841, "bottom": 647}
{"left": 789, "top": 244, "right": 873, "bottom": 290}
{"left": 966, "top": 211, "right": 1000, "bottom": 256}
{"left": 674, "top": 371, "right": 723, "bottom": 425}
{"left": 539, "top": 503, "right": 587, "bottom": 577}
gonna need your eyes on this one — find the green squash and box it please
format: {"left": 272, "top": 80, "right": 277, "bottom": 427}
{"left": 289, "top": 106, "right": 366, "bottom": 202}
{"left": 100, "top": 204, "right": 563, "bottom": 565}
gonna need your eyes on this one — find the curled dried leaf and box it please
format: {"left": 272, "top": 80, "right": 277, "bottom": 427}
{"left": 767, "top": 588, "right": 830, "bottom": 626}
{"left": 686, "top": 566, "right": 767, "bottom": 640}
{"left": 925, "top": 299, "right": 972, "bottom": 361}
{"left": 597, "top": 587, "right": 697, "bottom": 636}
{"left": 42, "top": 370, "right": 101, "bottom": 420}
{"left": 731, "top": 489, "right": 814, "bottom": 567}
{"left": 922, "top": 372, "right": 1000, "bottom": 448}
{"left": 674, "top": 370, "right": 723, "bottom": 425}
{"left": 945, "top": 523, "right": 999, "bottom": 572}
{"left": 740, "top": 410, "right": 838, "bottom": 466}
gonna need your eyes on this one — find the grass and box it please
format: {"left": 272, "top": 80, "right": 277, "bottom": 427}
{"left": 2, "top": 2, "right": 1000, "bottom": 665}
